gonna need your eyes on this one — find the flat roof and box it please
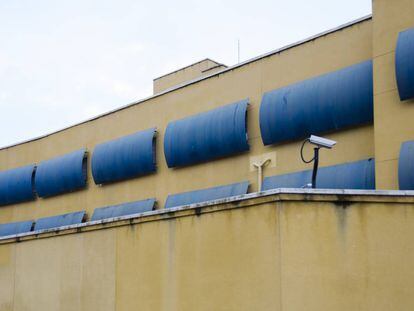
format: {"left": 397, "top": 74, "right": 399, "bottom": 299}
{"left": 0, "top": 14, "right": 372, "bottom": 151}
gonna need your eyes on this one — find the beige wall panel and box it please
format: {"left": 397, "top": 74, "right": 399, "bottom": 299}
{"left": 171, "top": 204, "right": 280, "bottom": 311}
{"left": 0, "top": 208, "right": 14, "bottom": 230}
{"left": 81, "top": 229, "right": 116, "bottom": 311}
{"left": 372, "top": 0, "right": 414, "bottom": 57}
{"left": 374, "top": 91, "right": 414, "bottom": 162}
{"left": 279, "top": 201, "right": 414, "bottom": 310}
{"left": 373, "top": 51, "right": 397, "bottom": 95}
{"left": 361, "top": 203, "right": 414, "bottom": 310}
{"left": 115, "top": 203, "right": 281, "bottom": 311}
{"left": 13, "top": 235, "right": 83, "bottom": 311}
{"left": 0, "top": 244, "right": 16, "bottom": 311}
{"left": 115, "top": 222, "right": 168, "bottom": 311}
{"left": 280, "top": 202, "right": 369, "bottom": 310}
{"left": 375, "top": 159, "right": 399, "bottom": 192}
{"left": 10, "top": 230, "right": 116, "bottom": 311}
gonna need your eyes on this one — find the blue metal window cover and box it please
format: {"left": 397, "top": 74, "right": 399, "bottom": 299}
{"left": 0, "top": 220, "right": 34, "bottom": 237}
{"left": 34, "top": 211, "right": 86, "bottom": 231}
{"left": 262, "top": 158, "right": 375, "bottom": 190}
{"left": 164, "top": 99, "right": 249, "bottom": 168}
{"left": 165, "top": 181, "right": 249, "bottom": 209}
{"left": 398, "top": 141, "right": 414, "bottom": 190}
{"left": 396, "top": 28, "right": 414, "bottom": 101}
{"left": 0, "top": 164, "right": 36, "bottom": 206}
{"left": 91, "top": 198, "right": 156, "bottom": 221}
{"left": 259, "top": 60, "right": 373, "bottom": 145}
{"left": 34, "top": 149, "right": 87, "bottom": 198}
{"left": 92, "top": 128, "right": 156, "bottom": 185}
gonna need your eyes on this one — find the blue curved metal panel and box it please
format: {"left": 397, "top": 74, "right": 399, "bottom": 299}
{"left": 0, "top": 220, "right": 33, "bottom": 237}
{"left": 259, "top": 61, "right": 373, "bottom": 145}
{"left": 0, "top": 165, "right": 36, "bottom": 206}
{"left": 35, "top": 149, "right": 87, "bottom": 198}
{"left": 91, "top": 198, "right": 155, "bottom": 221}
{"left": 92, "top": 128, "right": 156, "bottom": 185}
{"left": 34, "top": 211, "right": 85, "bottom": 231}
{"left": 164, "top": 99, "right": 249, "bottom": 168}
{"left": 262, "top": 159, "right": 375, "bottom": 190}
{"left": 262, "top": 170, "right": 312, "bottom": 189}
{"left": 165, "top": 181, "right": 249, "bottom": 209}
{"left": 398, "top": 141, "right": 414, "bottom": 190}
{"left": 396, "top": 28, "right": 414, "bottom": 101}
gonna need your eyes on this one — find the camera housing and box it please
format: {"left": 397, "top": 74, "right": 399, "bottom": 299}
{"left": 309, "top": 135, "right": 337, "bottom": 149}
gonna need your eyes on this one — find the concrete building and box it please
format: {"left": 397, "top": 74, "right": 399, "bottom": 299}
{"left": 1, "top": 0, "right": 414, "bottom": 310}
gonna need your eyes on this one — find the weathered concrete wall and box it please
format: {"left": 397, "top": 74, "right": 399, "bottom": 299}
{"left": 0, "top": 192, "right": 413, "bottom": 311}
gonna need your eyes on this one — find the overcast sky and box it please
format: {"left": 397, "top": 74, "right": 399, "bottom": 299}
{"left": 0, "top": 0, "right": 371, "bottom": 148}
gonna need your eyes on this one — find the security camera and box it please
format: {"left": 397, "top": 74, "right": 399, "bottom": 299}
{"left": 309, "top": 135, "right": 337, "bottom": 149}
{"left": 300, "top": 135, "right": 337, "bottom": 188}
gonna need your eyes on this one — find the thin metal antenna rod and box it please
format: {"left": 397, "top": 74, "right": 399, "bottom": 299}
{"left": 237, "top": 39, "right": 240, "bottom": 63}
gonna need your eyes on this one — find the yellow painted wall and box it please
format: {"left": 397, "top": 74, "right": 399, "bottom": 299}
{"left": 0, "top": 19, "right": 374, "bottom": 225}
{"left": 153, "top": 58, "right": 227, "bottom": 93}
{"left": 1, "top": 193, "right": 414, "bottom": 311}
{"left": 373, "top": 0, "right": 414, "bottom": 189}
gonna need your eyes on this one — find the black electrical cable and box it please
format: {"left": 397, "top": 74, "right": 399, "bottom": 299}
{"left": 300, "top": 139, "right": 315, "bottom": 163}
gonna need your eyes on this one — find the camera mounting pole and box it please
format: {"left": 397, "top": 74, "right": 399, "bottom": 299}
{"left": 311, "top": 147, "right": 320, "bottom": 189}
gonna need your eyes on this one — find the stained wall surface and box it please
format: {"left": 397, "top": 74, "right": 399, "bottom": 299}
{"left": 0, "top": 193, "right": 414, "bottom": 311}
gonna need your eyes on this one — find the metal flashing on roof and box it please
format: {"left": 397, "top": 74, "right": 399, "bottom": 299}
{"left": 91, "top": 128, "right": 156, "bottom": 185}
{"left": 91, "top": 198, "right": 156, "bottom": 221}
{"left": 35, "top": 149, "right": 87, "bottom": 197}
{"left": 165, "top": 181, "right": 249, "bottom": 209}
{"left": 164, "top": 99, "right": 249, "bottom": 167}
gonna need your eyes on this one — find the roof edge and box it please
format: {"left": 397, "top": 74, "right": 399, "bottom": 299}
{"left": 1, "top": 186, "right": 413, "bottom": 243}
{"left": 153, "top": 58, "right": 227, "bottom": 81}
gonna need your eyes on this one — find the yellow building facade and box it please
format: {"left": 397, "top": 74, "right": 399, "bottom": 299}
{"left": 1, "top": 0, "right": 414, "bottom": 310}
{"left": 0, "top": 16, "right": 375, "bottom": 224}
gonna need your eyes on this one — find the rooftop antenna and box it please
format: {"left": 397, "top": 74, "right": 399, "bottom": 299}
{"left": 237, "top": 39, "right": 240, "bottom": 63}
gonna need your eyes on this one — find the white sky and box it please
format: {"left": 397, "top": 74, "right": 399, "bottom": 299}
{"left": 0, "top": 0, "right": 371, "bottom": 148}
